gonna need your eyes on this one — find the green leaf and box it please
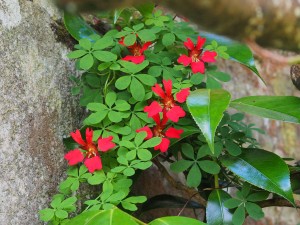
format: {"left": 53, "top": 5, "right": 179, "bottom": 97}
{"left": 108, "top": 111, "right": 123, "bottom": 123}
{"left": 39, "top": 208, "right": 55, "bottom": 221}
{"left": 201, "top": 32, "right": 261, "bottom": 80}
{"left": 246, "top": 192, "right": 269, "bottom": 202}
{"left": 137, "top": 29, "right": 156, "bottom": 42}
{"left": 93, "top": 51, "right": 117, "bottom": 62}
{"left": 140, "top": 137, "right": 162, "bottom": 148}
{"left": 225, "top": 140, "right": 242, "bottom": 156}
{"left": 232, "top": 205, "right": 245, "bottom": 225}
{"left": 187, "top": 164, "right": 201, "bottom": 187}
{"left": 137, "top": 149, "right": 152, "bottom": 161}
{"left": 65, "top": 208, "right": 140, "bottom": 225}
{"left": 63, "top": 12, "right": 98, "bottom": 41}
{"left": 55, "top": 210, "right": 68, "bottom": 219}
{"left": 135, "top": 3, "right": 155, "bottom": 17}
{"left": 224, "top": 198, "right": 243, "bottom": 209}
{"left": 119, "top": 60, "right": 149, "bottom": 74}
{"left": 93, "top": 37, "right": 113, "bottom": 50}
{"left": 170, "top": 160, "right": 193, "bottom": 173}
{"left": 206, "top": 190, "right": 233, "bottom": 225}
{"left": 132, "top": 161, "right": 152, "bottom": 170}
{"left": 114, "top": 100, "right": 131, "bottom": 111}
{"left": 162, "top": 33, "right": 175, "bottom": 46}
{"left": 124, "top": 33, "right": 137, "bottom": 46}
{"left": 230, "top": 96, "right": 300, "bottom": 124}
{"left": 79, "top": 38, "right": 92, "bottom": 50}
{"left": 123, "top": 167, "right": 135, "bottom": 176}
{"left": 121, "top": 202, "right": 137, "bottom": 211}
{"left": 60, "top": 197, "right": 77, "bottom": 208}
{"left": 198, "top": 160, "right": 220, "bottom": 174}
{"left": 181, "top": 143, "right": 195, "bottom": 159}
{"left": 115, "top": 76, "right": 131, "bottom": 90}
{"left": 136, "top": 74, "right": 157, "bottom": 86}
{"left": 80, "top": 54, "right": 94, "bottom": 70}
{"left": 187, "top": 89, "right": 231, "bottom": 153}
{"left": 67, "top": 50, "right": 87, "bottom": 59}
{"left": 84, "top": 111, "right": 108, "bottom": 125}
{"left": 220, "top": 148, "right": 295, "bottom": 205}
{"left": 130, "top": 77, "right": 145, "bottom": 101}
{"left": 245, "top": 202, "right": 264, "bottom": 220}
{"left": 149, "top": 216, "right": 206, "bottom": 225}
{"left": 105, "top": 92, "right": 117, "bottom": 107}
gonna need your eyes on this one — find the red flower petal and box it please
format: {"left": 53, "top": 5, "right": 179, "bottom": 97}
{"left": 152, "top": 84, "right": 165, "bottom": 98}
{"left": 70, "top": 130, "right": 86, "bottom": 146}
{"left": 119, "top": 37, "right": 125, "bottom": 46}
{"left": 201, "top": 51, "right": 217, "bottom": 63}
{"left": 166, "top": 106, "right": 186, "bottom": 122}
{"left": 191, "top": 61, "right": 205, "bottom": 74}
{"left": 64, "top": 149, "right": 84, "bottom": 166}
{"left": 176, "top": 88, "right": 190, "bottom": 103}
{"left": 141, "top": 42, "right": 152, "bottom": 53}
{"left": 144, "top": 101, "right": 163, "bottom": 117}
{"left": 184, "top": 38, "right": 194, "bottom": 50}
{"left": 98, "top": 136, "right": 115, "bottom": 152}
{"left": 163, "top": 79, "right": 172, "bottom": 96}
{"left": 84, "top": 156, "right": 102, "bottom": 173}
{"left": 196, "top": 36, "right": 206, "bottom": 50}
{"left": 154, "top": 138, "right": 170, "bottom": 152}
{"left": 177, "top": 54, "right": 192, "bottom": 66}
{"left": 136, "top": 126, "right": 153, "bottom": 139}
{"left": 122, "top": 55, "right": 145, "bottom": 64}
{"left": 85, "top": 128, "right": 93, "bottom": 145}
{"left": 165, "top": 127, "right": 183, "bottom": 138}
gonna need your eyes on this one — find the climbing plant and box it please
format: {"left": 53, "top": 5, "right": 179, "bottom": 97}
{"left": 40, "top": 3, "right": 300, "bottom": 225}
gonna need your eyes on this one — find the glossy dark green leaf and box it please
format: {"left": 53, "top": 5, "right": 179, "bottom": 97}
{"left": 206, "top": 190, "right": 233, "bottom": 225}
{"left": 63, "top": 12, "right": 98, "bottom": 41}
{"left": 220, "top": 148, "right": 294, "bottom": 204}
{"left": 187, "top": 89, "right": 231, "bottom": 153}
{"left": 66, "top": 208, "right": 141, "bottom": 225}
{"left": 230, "top": 96, "right": 300, "bottom": 124}
{"left": 170, "top": 160, "right": 193, "bottom": 173}
{"left": 200, "top": 32, "right": 261, "bottom": 80}
{"left": 149, "top": 216, "right": 206, "bottom": 225}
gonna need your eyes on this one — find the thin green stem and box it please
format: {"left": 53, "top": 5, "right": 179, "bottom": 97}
{"left": 214, "top": 174, "right": 219, "bottom": 189}
{"left": 103, "top": 71, "right": 112, "bottom": 96}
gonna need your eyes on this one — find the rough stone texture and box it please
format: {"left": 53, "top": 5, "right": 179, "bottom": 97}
{"left": 0, "top": 0, "right": 80, "bottom": 224}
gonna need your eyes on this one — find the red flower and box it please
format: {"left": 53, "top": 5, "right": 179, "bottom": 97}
{"left": 177, "top": 36, "right": 217, "bottom": 74}
{"left": 144, "top": 80, "right": 190, "bottom": 122}
{"left": 64, "top": 128, "right": 115, "bottom": 173}
{"left": 119, "top": 37, "right": 151, "bottom": 64}
{"left": 137, "top": 114, "right": 183, "bottom": 152}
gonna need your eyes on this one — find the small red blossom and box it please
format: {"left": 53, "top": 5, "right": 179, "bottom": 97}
{"left": 136, "top": 114, "right": 183, "bottom": 152}
{"left": 144, "top": 80, "right": 190, "bottom": 122}
{"left": 64, "top": 128, "right": 115, "bottom": 173}
{"left": 177, "top": 36, "right": 217, "bottom": 74}
{"left": 119, "top": 37, "right": 151, "bottom": 64}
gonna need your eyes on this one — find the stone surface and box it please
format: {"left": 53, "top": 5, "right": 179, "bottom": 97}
{"left": 0, "top": 0, "right": 80, "bottom": 224}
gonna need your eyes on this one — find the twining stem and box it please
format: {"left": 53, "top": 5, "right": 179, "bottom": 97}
{"left": 103, "top": 71, "right": 112, "bottom": 95}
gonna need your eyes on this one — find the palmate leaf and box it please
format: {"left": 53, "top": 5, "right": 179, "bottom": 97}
{"left": 186, "top": 89, "right": 231, "bottom": 153}
{"left": 220, "top": 148, "right": 295, "bottom": 205}
{"left": 230, "top": 96, "right": 300, "bottom": 124}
